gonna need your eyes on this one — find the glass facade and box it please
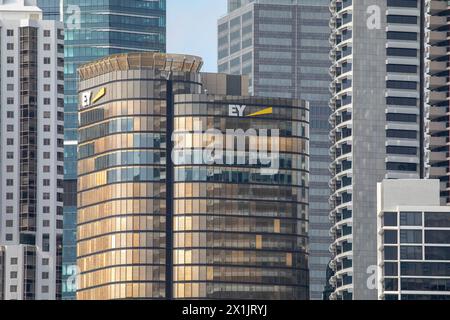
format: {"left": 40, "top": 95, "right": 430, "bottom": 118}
{"left": 77, "top": 52, "right": 309, "bottom": 299}
{"left": 219, "top": 0, "right": 330, "bottom": 300}
{"left": 35, "top": 0, "right": 166, "bottom": 299}
{"left": 379, "top": 210, "right": 450, "bottom": 300}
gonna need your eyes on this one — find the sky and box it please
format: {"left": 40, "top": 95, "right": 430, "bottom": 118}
{"left": 167, "top": 0, "right": 228, "bottom": 72}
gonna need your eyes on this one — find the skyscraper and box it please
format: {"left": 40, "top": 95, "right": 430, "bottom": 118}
{"left": 217, "top": 0, "right": 331, "bottom": 300}
{"left": 0, "top": 0, "right": 64, "bottom": 299}
{"left": 424, "top": 0, "right": 450, "bottom": 205}
{"left": 76, "top": 52, "right": 310, "bottom": 299}
{"left": 329, "top": 0, "right": 424, "bottom": 300}
{"left": 34, "top": 0, "right": 167, "bottom": 299}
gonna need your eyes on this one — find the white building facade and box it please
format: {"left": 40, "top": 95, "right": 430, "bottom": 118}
{"left": 377, "top": 179, "right": 450, "bottom": 300}
{"left": 0, "top": 0, "right": 64, "bottom": 300}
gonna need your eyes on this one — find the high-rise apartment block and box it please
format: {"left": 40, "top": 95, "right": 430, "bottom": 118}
{"left": 377, "top": 179, "right": 450, "bottom": 300}
{"left": 218, "top": 0, "right": 331, "bottom": 300}
{"left": 329, "top": 0, "right": 424, "bottom": 300}
{"left": 76, "top": 52, "right": 310, "bottom": 300}
{"left": 0, "top": 0, "right": 64, "bottom": 299}
{"left": 425, "top": 0, "right": 450, "bottom": 205}
{"left": 59, "top": 0, "right": 166, "bottom": 299}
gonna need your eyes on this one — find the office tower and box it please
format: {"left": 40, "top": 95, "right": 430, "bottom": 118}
{"left": 53, "top": 0, "right": 165, "bottom": 299}
{"left": 76, "top": 52, "right": 310, "bottom": 299}
{"left": 218, "top": 0, "right": 331, "bottom": 300}
{"left": 377, "top": 179, "right": 450, "bottom": 300}
{"left": 329, "top": 0, "right": 424, "bottom": 300}
{"left": 36, "top": 0, "right": 60, "bottom": 20}
{"left": 425, "top": 0, "right": 450, "bottom": 205}
{"left": 0, "top": 0, "right": 64, "bottom": 299}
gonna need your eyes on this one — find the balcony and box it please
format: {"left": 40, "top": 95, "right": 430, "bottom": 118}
{"left": 426, "top": 60, "right": 447, "bottom": 74}
{"left": 427, "top": 76, "right": 447, "bottom": 89}
{"left": 426, "top": 91, "right": 447, "bottom": 104}
{"left": 427, "top": 15, "right": 446, "bottom": 29}
{"left": 426, "top": 46, "right": 447, "bottom": 59}
{"left": 427, "top": 31, "right": 446, "bottom": 45}
{"left": 429, "top": 166, "right": 447, "bottom": 177}
{"left": 427, "top": 0, "right": 448, "bottom": 14}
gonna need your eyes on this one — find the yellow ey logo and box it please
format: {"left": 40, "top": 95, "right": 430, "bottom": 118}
{"left": 81, "top": 87, "right": 106, "bottom": 109}
{"left": 229, "top": 104, "right": 273, "bottom": 117}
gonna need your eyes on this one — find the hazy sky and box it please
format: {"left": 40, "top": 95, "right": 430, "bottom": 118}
{"left": 167, "top": 0, "right": 227, "bottom": 72}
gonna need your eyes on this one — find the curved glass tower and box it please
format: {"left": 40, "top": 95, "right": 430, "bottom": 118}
{"left": 77, "top": 52, "right": 310, "bottom": 299}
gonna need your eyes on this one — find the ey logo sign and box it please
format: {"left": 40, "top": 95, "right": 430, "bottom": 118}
{"left": 81, "top": 87, "right": 106, "bottom": 109}
{"left": 228, "top": 104, "right": 273, "bottom": 118}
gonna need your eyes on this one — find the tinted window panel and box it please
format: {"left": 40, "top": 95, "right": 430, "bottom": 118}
{"left": 425, "top": 231, "right": 450, "bottom": 244}
{"left": 425, "top": 212, "right": 450, "bottom": 228}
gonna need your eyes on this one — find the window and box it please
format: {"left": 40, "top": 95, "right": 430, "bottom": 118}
{"left": 386, "top": 130, "right": 417, "bottom": 139}
{"left": 6, "top": 193, "right": 13, "bottom": 200}
{"left": 44, "top": 111, "right": 51, "bottom": 118}
{"left": 387, "top": 15, "right": 417, "bottom": 24}
{"left": 387, "top": 31, "right": 417, "bottom": 41}
{"left": 7, "top": 165, "right": 14, "bottom": 172}
{"left": 385, "top": 230, "right": 398, "bottom": 244}
{"left": 386, "top": 113, "right": 417, "bottom": 123}
{"left": 7, "top": 84, "right": 14, "bottom": 91}
{"left": 400, "top": 246, "right": 422, "bottom": 260}
{"left": 10, "top": 286, "right": 17, "bottom": 293}
{"left": 44, "top": 139, "right": 51, "bottom": 146}
{"left": 7, "top": 97, "right": 14, "bottom": 104}
{"left": 7, "top": 111, "right": 14, "bottom": 118}
{"left": 7, "top": 125, "right": 14, "bottom": 132}
{"left": 7, "top": 152, "right": 14, "bottom": 159}
{"left": 7, "top": 29, "right": 14, "bottom": 36}
{"left": 425, "top": 247, "right": 450, "bottom": 260}
{"left": 44, "top": 125, "right": 51, "bottom": 132}
{"left": 400, "top": 212, "right": 422, "bottom": 226}
{"left": 6, "top": 179, "right": 13, "bottom": 186}
{"left": 10, "top": 272, "right": 17, "bottom": 279}
{"left": 44, "top": 43, "right": 50, "bottom": 50}
{"left": 44, "top": 30, "right": 51, "bottom": 37}
{"left": 42, "top": 286, "right": 49, "bottom": 294}
{"left": 43, "top": 220, "right": 50, "bottom": 227}
{"left": 7, "top": 43, "right": 14, "bottom": 50}
{"left": 42, "top": 234, "right": 50, "bottom": 252}
{"left": 7, "top": 56, "right": 14, "bottom": 63}
{"left": 386, "top": 162, "right": 417, "bottom": 172}
{"left": 6, "top": 220, "right": 13, "bottom": 227}
{"left": 387, "top": 48, "right": 417, "bottom": 57}
{"left": 387, "top": 146, "right": 417, "bottom": 155}
{"left": 42, "top": 272, "right": 49, "bottom": 279}
{"left": 384, "top": 212, "right": 398, "bottom": 226}
{"left": 44, "top": 57, "right": 51, "bottom": 64}
{"left": 42, "top": 258, "right": 49, "bottom": 265}
{"left": 386, "top": 80, "right": 417, "bottom": 90}
{"left": 43, "top": 206, "right": 50, "bottom": 214}
{"left": 425, "top": 212, "right": 450, "bottom": 228}
{"left": 387, "top": 64, "right": 417, "bottom": 73}
{"left": 44, "top": 98, "right": 51, "bottom": 105}
{"left": 425, "top": 230, "right": 450, "bottom": 244}
{"left": 6, "top": 206, "right": 13, "bottom": 214}
{"left": 384, "top": 246, "right": 398, "bottom": 260}
{"left": 43, "top": 179, "right": 50, "bottom": 186}
{"left": 43, "top": 152, "right": 50, "bottom": 159}
{"left": 7, "top": 70, "right": 14, "bottom": 77}
{"left": 400, "top": 230, "right": 422, "bottom": 244}
{"left": 6, "top": 234, "right": 13, "bottom": 241}
{"left": 43, "top": 193, "right": 50, "bottom": 200}
{"left": 11, "top": 258, "right": 18, "bottom": 265}
{"left": 44, "top": 84, "right": 51, "bottom": 92}
{"left": 44, "top": 71, "right": 51, "bottom": 78}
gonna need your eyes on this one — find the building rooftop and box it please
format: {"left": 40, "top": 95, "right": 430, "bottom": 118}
{"left": 78, "top": 52, "right": 204, "bottom": 81}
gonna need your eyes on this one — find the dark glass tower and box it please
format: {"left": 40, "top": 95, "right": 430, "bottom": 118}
{"left": 37, "top": 0, "right": 166, "bottom": 299}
